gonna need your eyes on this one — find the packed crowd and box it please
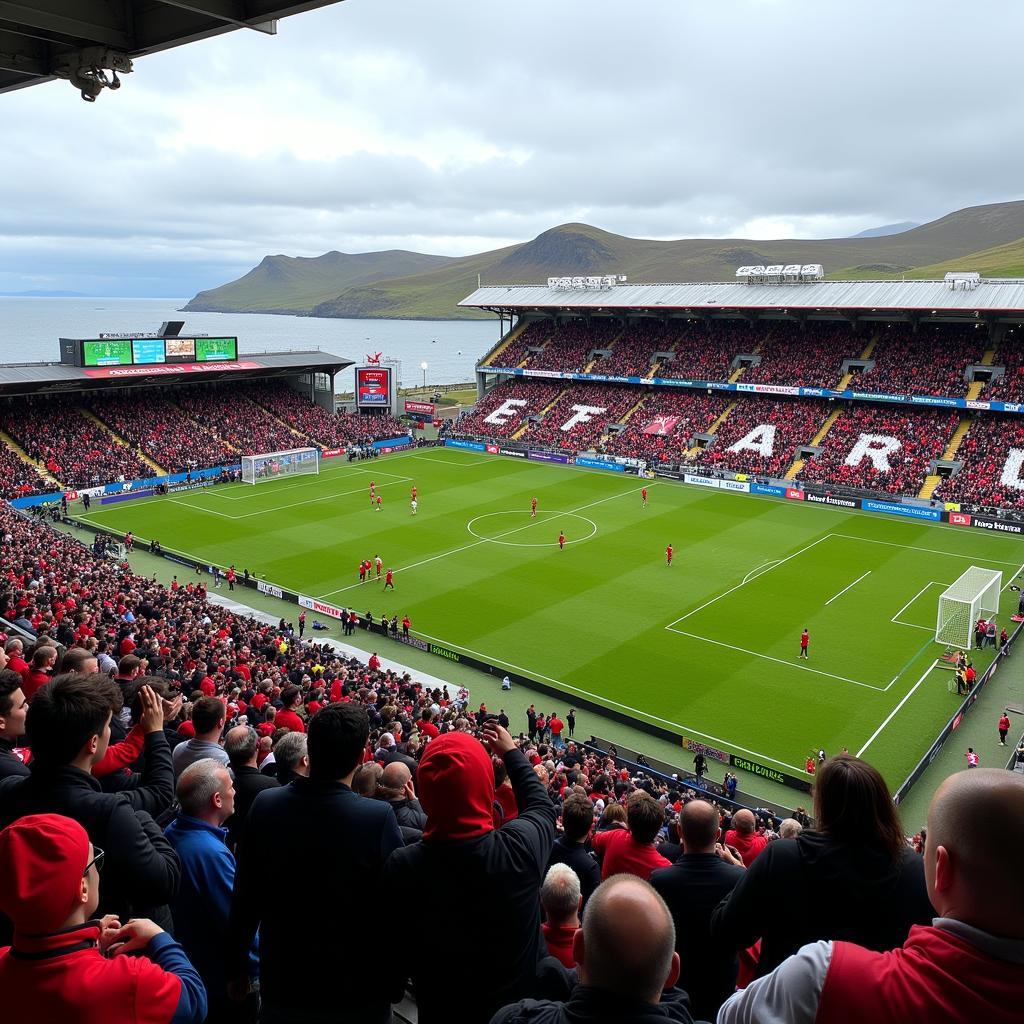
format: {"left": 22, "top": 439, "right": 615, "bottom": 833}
{"left": 521, "top": 385, "right": 641, "bottom": 451}
{"left": 655, "top": 321, "right": 751, "bottom": 383}
{"left": 486, "top": 321, "right": 554, "bottom": 368}
{"left": 0, "top": 445, "right": 49, "bottom": 500}
{"left": 856, "top": 323, "right": 987, "bottom": 397}
{"left": 92, "top": 395, "right": 237, "bottom": 474}
{"left": 454, "top": 379, "right": 565, "bottom": 439}
{"left": 603, "top": 392, "right": 729, "bottom": 465}
{"left": 933, "top": 415, "right": 1024, "bottom": 509}
{"left": 694, "top": 398, "right": 829, "bottom": 478}
{"left": 740, "top": 323, "right": 859, "bottom": 389}
{"left": 587, "top": 321, "right": 664, "bottom": 377}
{"left": 172, "top": 388, "right": 303, "bottom": 455}
{"left": 527, "top": 321, "right": 620, "bottom": 373}
{"left": 0, "top": 502, "right": 1021, "bottom": 1022}
{"left": 985, "top": 333, "right": 1024, "bottom": 404}
{"left": 798, "top": 406, "right": 959, "bottom": 496}
{"left": 1, "top": 399, "right": 155, "bottom": 490}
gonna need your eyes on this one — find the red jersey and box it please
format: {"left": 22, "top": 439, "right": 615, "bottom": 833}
{"left": 376, "top": 496, "right": 382, "bottom": 507}
{"left": 411, "top": 487, "right": 417, "bottom": 499}
{"left": 531, "top": 498, "right": 537, "bottom": 509}
{"left": 385, "top": 570, "right": 394, "bottom": 584}
{"left": 801, "top": 630, "right": 809, "bottom": 648}
{"left": 642, "top": 488, "right": 647, "bottom": 499}
{"left": 559, "top": 533, "right": 565, "bottom": 547}
{"left": 275, "top": 709, "right": 306, "bottom": 734}
{"left": 666, "top": 545, "right": 673, "bottom": 561}
{"left": 592, "top": 828, "right": 671, "bottom": 881}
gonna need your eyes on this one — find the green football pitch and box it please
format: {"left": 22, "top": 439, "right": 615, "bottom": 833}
{"left": 75, "top": 448, "right": 1024, "bottom": 786}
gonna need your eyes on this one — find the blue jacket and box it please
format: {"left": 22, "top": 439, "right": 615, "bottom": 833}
{"left": 164, "top": 814, "right": 257, "bottom": 1001}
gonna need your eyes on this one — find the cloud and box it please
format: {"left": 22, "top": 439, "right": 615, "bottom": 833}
{"left": 1, "top": 0, "right": 1022, "bottom": 295}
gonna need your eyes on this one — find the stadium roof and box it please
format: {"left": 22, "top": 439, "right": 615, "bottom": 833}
{"left": 0, "top": 1, "right": 347, "bottom": 97}
{"left": 460, "top": 278, "right": 1024, "bottom": 319}
{"left": 0, "top": 349, "right": 351, "bottom": 397}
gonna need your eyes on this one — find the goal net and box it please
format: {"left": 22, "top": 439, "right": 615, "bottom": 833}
{"left": 935, "top": 566, "right": 1002, "bottom": 650}
{"left": 241, "top": 447, "right": 319, "bottom": 485}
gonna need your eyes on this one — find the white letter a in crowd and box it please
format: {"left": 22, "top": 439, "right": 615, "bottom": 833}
{"left": 1000, "top": 448, "right": 1024, "bottom": 491}
{"left": 727, "top": 424, "right": 776, "bottom": 457}
{"left": 845, "top": 433, "right": 900, "bottom": 472}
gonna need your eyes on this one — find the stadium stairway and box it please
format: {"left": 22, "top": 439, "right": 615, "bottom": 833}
{"left": 687, "top": 400, "right": 737, "bottom": 457}
{"left": 582, "top": 327, "right": 624, "bottom": 373}
{"left": 918, "top": 416, "right": 974, "bottom": 498}
{"left": 480, "top": 319, "right": 531, "bottom": 367}
{"left": 81, "top": 409, "right": 166, "bottom": 474}
{"left": 243, "top": 397, "right": 310, "bottom": 444}
{"left": 964, "top": 347, "right": 997, "bottom": 401}
{"left": 170, "top": 400, "right": 242, "bottom": 452}
{"left": 833, "top": 334, "right": 879, "bottom": 391}
{"left": 0, "top": 431, "right": 61, "bottom": 487}
{"left": 511, "top": 387, "right": 568, "bottom": 441}
{"left": 727, "top": 365, "right": 747, "bottom": 384}
{"left": 784, "top": 407, "right": 843, "bottom": 480}
{"left": 618, "top": 393, "right": 648, "bottom": 425}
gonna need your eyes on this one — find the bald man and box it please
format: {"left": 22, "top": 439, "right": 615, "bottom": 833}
{"left": 723, "top": 807, "right": 768, "bottom": 866}
{"left": 718, "top": 769, "right": 1024, "bottom": 1023}
{"left": 490, "top": 874, "right": 696, "bottom": 1024}
{"left": 651, "top": 800, "right": 746, "bottom": 1021}
{"left": 377, "top": 760, "right": 427, "bottom": 833}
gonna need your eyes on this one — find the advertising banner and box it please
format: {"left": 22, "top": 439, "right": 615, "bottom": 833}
{"left": 298, "top": 595, "right": 345, "bottom": 618}
{"left": 805, "top": 493, "right": 860, "bottom": 509}
{"left": 862, "top": 499, "right": 942, "bottom": 521}
{"left": 99, "top": 489, "right": 155, "bottom": 504}
{"left": 730, "top": 754, "right": 812, "bottom": 793}
{"left": 498, "top": 446, "right": 527, "bottom": 458}
{"left": 372, "top": 435, "right": 412, "bottom": 450}
{"left": 575, "top": 456, "right": 625, "bottom": 472}
{"left": 257, "top": 580, "right": 284, "bottom": 600}
{"left": 321, "top": 447, "right": 345, "bottom": 459}
{"left": 721, "top": 479, "right": 750, "bottom": 493}
{"left": 445, "top": 439, "right": 487, "bottom": 451}
{"left": 682, "top": 737, "right": 731, "bottom": 765}
{"left": 83, "top": 360, "right": 260, "bottom": 379}
{"left": 683, "top": 473, "right": 720, "bottom": 489}
{"left": 404, "top": 400, "right": 436, "bottom": 415}
{"left": 947, "top": 511, "right": 972, "bottom": 526}
{"left": 967, "top": 515, "right": 1024, "bottom": 535}
{"left": 751, "top": 483, "right": 786, "bottom": 497}
{"left": 485, "top": 444, "right": 499, "bottom": 454}
{"left": 528, "top": 451, "right": 570, "bottom": 464}
{"left": 785, "top": 488, "right": 805, "bottom": 501}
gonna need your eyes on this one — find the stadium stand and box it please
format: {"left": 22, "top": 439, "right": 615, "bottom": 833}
{"left": 454, "top": 379, "right": 565, "bottom": 439}
{"left": 524, "top": 320, "right": 620, "bottom": 372}
{"left": 0, "top": 443, "right": 49, "bottom": 500}
{"left": 985, "top": 334, "right": 1024, "bottom": 404}
{"left": 695, "top": 397, "right": 830, "bottom": 478}
{"left": 485, "top": 320, "right": 553, "bottom": 368}
{"left": 855, "top": 323, "right": 988, "bottom": 397}
{"left": 520, "top": 384, "right": 640, "bottom": 450}
{"left": 739, "top": 323, "right": 859, "bottom": 389}
{"left": 603, "top": 391, "right": 729, "bottom": 465}
{"left": 172, "top": 388, "right": 307, "bottom": 455}
{"left": 798, "top": 405, "right": 959, "bottom": 496}
{"left": 1, "top": 399, "right": 155, "bottom": 488}
{"left": 91, "top": 395, "right": 236, "bottom": 474}
{"left": 933, "top": 415, "right": 1024, "bottom": 509}
{"left": 654, "top": 321, "right": 742, "bottom": 382}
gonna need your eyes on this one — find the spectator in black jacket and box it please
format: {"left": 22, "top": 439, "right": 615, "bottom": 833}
{"left": 223, "top": 724, "right": 278, "bottom": 851}
{"left": 490, "top": 874, "right": 695, "bottom": 1024}
{"left": 548, "top": 793, "right": 601, "bottom": 909}
{"left": 650, "top": 799, "right": 746, "bottom": 1021}
{"left": 384, "top": 723, "right": 558, "bottom": 1024}
{"left": 711, "top": 753, "right": 934, "bottom": 977}
{"left": 0, "top": 674, "right": 180, "bottom": 933}
{"left": 377, "top": 760, "right": 428, "bottom": 831}
{"left": 0, "top": 670, "right": 29, "bottom": 780}
{"left": 228, "top": 702, "right": 403, "bottom": 1023}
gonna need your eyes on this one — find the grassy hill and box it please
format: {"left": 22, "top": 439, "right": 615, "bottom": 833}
{"left": 184, "top": 200, "right": 1024, "bottom": 320}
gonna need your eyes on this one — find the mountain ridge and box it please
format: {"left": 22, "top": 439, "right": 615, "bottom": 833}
{"left": 184, "top": 200, "right": 1024, "bottom": 321}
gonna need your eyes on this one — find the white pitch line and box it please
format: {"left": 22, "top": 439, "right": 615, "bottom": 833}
{"left": 824, "top": 570, "right": 871, "bottom": 606}
{"left": 409, "top": 627, "right": 808, "bottom": 775}
{"left": 742, "top": 560, "right": 781, "bottom": 585}
{"left": 830, "top": 533, "right": 1022, "bottom": 567}
{"left": 857, "top": 660, "right": 939, "bottom": 757}
{"left": 666, "top": 534, "right": 834, "bottom": 628}
{"left": 1003, "top": 560, "right": 1024, "bottom": 591}
{"left": 665, "top": 627, "right": 888, "bottom": 691}
{"left": 318, "top": 482, "right": 649, "bottom": 599}
{"left": 891, "top": 581, "right": 945, "bottom": 629}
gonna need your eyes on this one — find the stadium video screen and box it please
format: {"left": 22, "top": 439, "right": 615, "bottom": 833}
{"left": 164, "top": 337, "right": 197, "bottom": 363}
{"left": 356, "top": 366, "right": 392, "bottom": 407}
{"left": 196, "top": 337, "right": 237, "bottom": 362}
{"left": 83, "top": 340, "right": 133, "bottom": 366}
{"left": 131, "top": 338, "right": 168, "bottom": 364}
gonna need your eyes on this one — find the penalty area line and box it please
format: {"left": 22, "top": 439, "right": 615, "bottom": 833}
{"left": 824, "top": 569, "right": 871, "bottom": 606}
{"left": 858, "top": 659, "right": 939, "bottom": 757}
{"left": 408, "top": 627, "right": 808, "bottom": 776}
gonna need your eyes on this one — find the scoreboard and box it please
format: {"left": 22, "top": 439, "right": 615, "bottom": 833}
{"left": 61, "top": 337, "right": 238, "bottom": 368}
{"left": 356, "top": 366, "right": 393, "bottom": 408}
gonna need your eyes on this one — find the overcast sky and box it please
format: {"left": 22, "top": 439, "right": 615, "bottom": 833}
{"left": 2, "top": 0, "right": 1022, "bottom": 296}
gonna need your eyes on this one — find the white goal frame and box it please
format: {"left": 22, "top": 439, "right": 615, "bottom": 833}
{"left": 935, "top": 566, "right": 1002, "bottom": 650}
{"left": 241, "top": 447, "right": 320, "bottom": 485}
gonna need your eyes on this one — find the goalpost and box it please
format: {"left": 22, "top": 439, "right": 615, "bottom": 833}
{"left": 241, "top": 447, "right": 320, "bottom": 485}
{"left": 935, "top": 566, "right": 1002, "bottom": 650}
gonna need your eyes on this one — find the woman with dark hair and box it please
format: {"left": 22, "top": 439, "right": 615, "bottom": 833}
{"left": 710, "top": 754, "right": 933, "bottom": 977}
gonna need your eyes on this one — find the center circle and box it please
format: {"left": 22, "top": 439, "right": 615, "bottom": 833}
{"left": 466, "top": 510, "right": 599, "bottom": 547}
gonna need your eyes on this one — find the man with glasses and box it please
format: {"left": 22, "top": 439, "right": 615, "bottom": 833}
{"left": 0, "top": 812, "right": 206, "bottom": 1023}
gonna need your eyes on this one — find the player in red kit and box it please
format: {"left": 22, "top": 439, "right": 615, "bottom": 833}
{"left": 531, "top": 497, "right": 538, "bottom": 518}
{"left": 642, "top": 487, "right": 648, "bottom": 507}
{"left": 369, "top": 481, "right": 376, "bottom": 504}
{"left": 359, "top": 561, "right": 367, "bottom": 583}
{"left": 799, "top": 629, "right": 809, "bottom": 659}
{"left": 375, "top": 494, "right": 383, "bottom": 511}
{"left": 666, "top": 544, "right": 673, "bottom": 566}
{"left": 375, "top": 555, "right": 383, "bottom": 578}
{"left": 384, "top": 568, "right": 394, "bottom": 590}
{"left": 411, "top": 486, "right": 417, "bottom": 501}
{"left": 558, "top": 531, "right": 565, "bottom": 550}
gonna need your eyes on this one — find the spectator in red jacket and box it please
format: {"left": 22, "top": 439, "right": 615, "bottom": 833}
{"left": 540, "top": 863, "right": 582, "bottom": 969}
{"left": 723, "top": 808, "right": 769, "bottom": 866}
{"left": 593, "top": 791, "right": 671, "bottom": 880}
{"left": 0, "top": 813, "right": 206, "bottom": 1024}
{"left": 718, "top": 769, "right": 1024, "bottom": 1024}
{"left": 274, "top": 685, "right": 306, "bottom": 734}
{"left": 20, "top": 645, "right": 56, "bottom": 701}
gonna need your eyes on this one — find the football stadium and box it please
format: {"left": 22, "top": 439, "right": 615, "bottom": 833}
{"left": 3, "top": 3, "right": 1024, "bottom": 1023}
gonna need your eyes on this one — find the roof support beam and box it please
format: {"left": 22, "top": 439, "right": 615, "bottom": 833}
{"left": 0, "top": 27, "right": 47, "bottom": 76}
{"left": 0, "top": 2, "right": 133, "bottom": 49}
{"left": 152, "top": 1, "right": 276, "bottom": 34}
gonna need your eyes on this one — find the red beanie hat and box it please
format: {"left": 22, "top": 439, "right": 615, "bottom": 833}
{"left": 417, "top": 733, "right": 495, "bottom": 841}
{"left": 0, "top": 814, "right": 90, "bottom": 934}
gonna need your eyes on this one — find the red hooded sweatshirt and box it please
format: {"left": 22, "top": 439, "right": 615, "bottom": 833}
{"left": 0, "top": 814, "right": 206, "bottom": 1024}
{"left": 418, "top": 732, "right": 496, "bottom": 840}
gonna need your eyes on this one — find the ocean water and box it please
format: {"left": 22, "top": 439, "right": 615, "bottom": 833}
{"left": 0, "top": 297, "right": 502, "bottom": 389}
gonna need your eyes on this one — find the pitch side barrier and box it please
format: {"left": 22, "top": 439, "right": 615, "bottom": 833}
{"left": 894, "top": 621, "right": 1023, "bottom": 806}
{"left": 482, "top": 365, "right": 1024, "bottom": 416}
{"left": 582, "top": 738, "right": 808, "bottom": 821}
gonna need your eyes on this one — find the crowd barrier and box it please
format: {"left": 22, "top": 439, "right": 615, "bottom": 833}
{"left": 483, "top": 364, "right": 1024, "bottom": 415}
